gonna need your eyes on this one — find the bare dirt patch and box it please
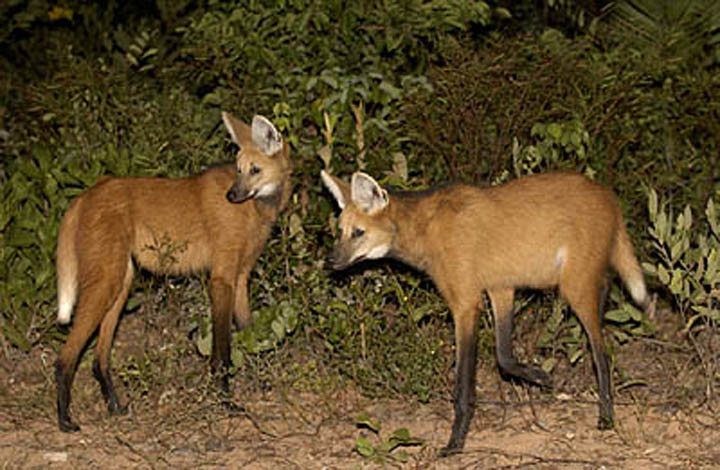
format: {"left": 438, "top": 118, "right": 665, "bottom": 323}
{"left": 2, "top": 310, "right": 719, "bottom": 469}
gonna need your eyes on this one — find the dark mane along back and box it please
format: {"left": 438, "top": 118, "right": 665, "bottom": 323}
{"left": 387, "top": 181, "right": 472, "bottom": 201}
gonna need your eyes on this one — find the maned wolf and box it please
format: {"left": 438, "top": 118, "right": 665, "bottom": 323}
{"left": 55, "top": 112, "right": 292, "bottom": 432}
{"left": 321, "top": 170, "right": 650, "bottom": 455}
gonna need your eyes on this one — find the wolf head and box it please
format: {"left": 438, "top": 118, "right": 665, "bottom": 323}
{"left": 222, "top": 112, "right": 288, "bottom": 204}
{"left": 321, "top": 170, "right": 396, "bottom": 270}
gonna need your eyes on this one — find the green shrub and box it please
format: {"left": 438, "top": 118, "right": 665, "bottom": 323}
{"left": 404, "top": 30, "right": 720, "bottom": 241}
{"left": 644, "top": 189, "right": 719, "bottom": 327}
{"left": 169, "top": 0, "right": 495, "bottom": 178}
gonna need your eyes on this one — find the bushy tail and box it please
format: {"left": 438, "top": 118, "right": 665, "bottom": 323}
{"left": 57, "top": 199, "right": 81, "bottom": 324}
{"left": 611, "top": 217, "right": 649, "bottom": 309}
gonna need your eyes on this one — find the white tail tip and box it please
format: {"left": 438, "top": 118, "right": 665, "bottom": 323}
{"left": 57, "top": 298, "right": 73, "bottom": 325}
{"left": 629, "top": 279, "right": 648, "bottom": 307}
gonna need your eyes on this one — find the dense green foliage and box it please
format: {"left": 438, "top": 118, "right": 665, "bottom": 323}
{"left": 1, "top": 0, "right": 718, "bottom": 402}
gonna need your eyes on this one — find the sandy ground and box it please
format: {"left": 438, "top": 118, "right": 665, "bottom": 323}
{"left": 2, "top": 309, "right": 719, "bottom": 469}
{"left": 2, "top": 387, "right": 719, "bottom": 469}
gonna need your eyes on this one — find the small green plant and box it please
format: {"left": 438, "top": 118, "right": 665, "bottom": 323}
{"left": 644, "top": 189, "right": 720, "bottom": 328}
{"left": 116, "top": 28, "right": 159, "bottom": 73}
{"left": 353, "top": 413, "right": 423, "bottom": 464}
{"left": 508, "top": 119, "right": 592, "bottom": 180}
{"left": 194, "top": 299, "right": 300, "bottom": 369}
{"left": 117, "top": 354, "right": 154, "bottom": 395}
{"left": 535, "top": 297, "right": 584, "bottom": 374}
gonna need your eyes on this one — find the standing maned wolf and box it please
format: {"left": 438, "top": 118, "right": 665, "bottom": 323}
{"left": 55, "top": 112, "right": 292, "bottom": 432}
{"left": 321, "top": 170, "right": 651, "bottom": 455}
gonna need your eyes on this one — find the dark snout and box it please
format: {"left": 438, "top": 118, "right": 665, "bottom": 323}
{"left": 226, "top": 181, "right": 253, "bottom": 204}
{"left": 326, "top": 244, "right": 358, "bottom": 271}
{"left": 326, "top": 247, "right": 342, "bottom": 271}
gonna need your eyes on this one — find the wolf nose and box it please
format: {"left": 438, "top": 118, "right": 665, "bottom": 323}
{"left": 226, "top": 188, "right": 238, "bottom": 202}
{"left": 326, "top": 254, "right": 337, "bottom": 269}
{"left": 227, "top": 187, "right": 250, "bottom": 203}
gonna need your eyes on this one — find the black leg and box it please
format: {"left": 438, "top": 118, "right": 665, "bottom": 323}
{"left": 56, "top": 360, "right": 80, "bottom": 432}
{"left": 442, "top": 306, "right": 479, "bottom": 456}
{"left": 93, "top": 359, "right": 128, "bottom": 416}
{"left": 490, "top": 289, "right": 551, "bottom": 388}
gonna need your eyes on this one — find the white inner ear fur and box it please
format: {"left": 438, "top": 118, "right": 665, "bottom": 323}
{"left": 252, "top": 115, "right": 282, "bottom": 156}
{"left": 221, "top": 111, "right": 242, "bottom": 146}
{"left": 351, "top": 172, "right": 388, "bottom": 214}
{"left": 321, "top": 170, "right": 347, "bottom": 209}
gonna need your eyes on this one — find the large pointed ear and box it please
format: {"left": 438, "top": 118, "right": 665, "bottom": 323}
{"left": 221, "top": 111, "right": 251, "bottom": 146}
{"left": 251, "top": 115, "right": 283, "bottom": 156}
{"left": 351, "top": 172, "right": 388, "bottom": 214}
{"left": 321, "top": 170, "right": 350, "bottom": 209}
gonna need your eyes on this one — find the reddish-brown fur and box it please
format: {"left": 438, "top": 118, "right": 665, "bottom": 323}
{"left": 321, "top": 170, "right": 650, "bottom": 455}
{"left": 55, "top": 112, "right": 292, "bottom": 432}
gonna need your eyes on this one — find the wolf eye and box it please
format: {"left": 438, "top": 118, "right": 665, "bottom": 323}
{"left": 250, "top": 165, "right": 260, "bottom": 175}
{"left": 351, "top": 228, "right": 365, "bottom": 238}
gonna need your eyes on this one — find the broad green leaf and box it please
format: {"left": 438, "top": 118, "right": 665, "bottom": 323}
{"left": 670, "top": 239, "right": 685, "bottom": 262}
{"left": 612, "top": 329, "right": 630, "bottom": 343}
{"left": 387, "top": 427, "right": 407, "bottom": 441}
{"left": 669, "top": 270, "right": 685, "bottom": 295}
{"left": 547, "top": 123, "right": 562, "bottom": 141}
{"left": 531, "top": 122, "right": 545, "bottom": 136}
{"left": 604, "top": 309, "right": 630, "bottom": 323}
{"left": 707, "top": 198, "right": 719, "bottom": 237}
{"left": 648, "top": 189, "right": 658, "bottom": 218}
{"left": 378, "top": 81, "right": 401, "bottom": 101}
{"left": 231, "top": 347, "right": 244, "bottom": 368}
{"left": 125, "top": 294, "right": 143, "bottom": 312}
{"left": 569, "top": 348, "right": 584, "bottom": 364}
{"left": 355, "top": 413, "right": 381, "bottom": 433}
{"left": 626, "top": 304, "right": 645, "bottom": 322}
{"left": 355, "top": 436, "right": 375, "bottom": 457}
{"left": 271, "top": 318, "right": 285, "bottom": 341}
{"left": 704, "top": 249, "right": 718, "bottom": 282}
{"left": 682, "top": 205, "right": 693, "bottom": 231}
{"left": 196, "top": 328, "right": 212, "bottom": 357}
{"left": 642, "top": 262, "right": 657, "bottom": 275}
{"left": 541, "top": 357, "right": 557, "bottom": 373}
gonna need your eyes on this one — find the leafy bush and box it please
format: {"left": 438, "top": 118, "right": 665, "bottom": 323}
{"left": 642, "top": 187, "right": 720, "bottom": 396}
{"left": 403, "top": 30, "right": 720, "bottom": 233}
{"left": 602, "top": 0, "right": 720, "bottom": 72}
{"left": 169, "top": 0, "right": 495, "bottom": 177}
{"left": 644, "top": 189, "right": 719, "bottom": 327}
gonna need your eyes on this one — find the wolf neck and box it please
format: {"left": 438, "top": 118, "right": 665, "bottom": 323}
{"left": 254, "top": 170, "right": 292, "bottom": 224}
{"left": 386, "top": 195, "right": 435, "bottom": 273}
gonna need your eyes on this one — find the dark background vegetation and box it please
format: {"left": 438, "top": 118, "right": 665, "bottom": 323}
{"left": 1, "top": 0, "right": 719, "bottom": 433}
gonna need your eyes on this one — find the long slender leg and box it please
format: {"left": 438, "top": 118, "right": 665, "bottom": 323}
{"left": 561, "top": 269, "right": 614, "bottom": 429}
{"left": 442, "top": 301, "right": 480, "bottom": 456}
{"left": 210, "top": 272, "right": 234, "bottom": 395}
{"left": 233, "top": 271, "right": 251, "bottom": 329}
{"left": 92, "top": 259, "right": 134, "bottom": 416}
{"left": 582, "top": 303, "right": 613, "bottom": 430}
{"left": 488, "top": 288, "right": 551, "bottom": 387}
{"left": 56, "top": 279, "right": 117, "bottom": 432}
